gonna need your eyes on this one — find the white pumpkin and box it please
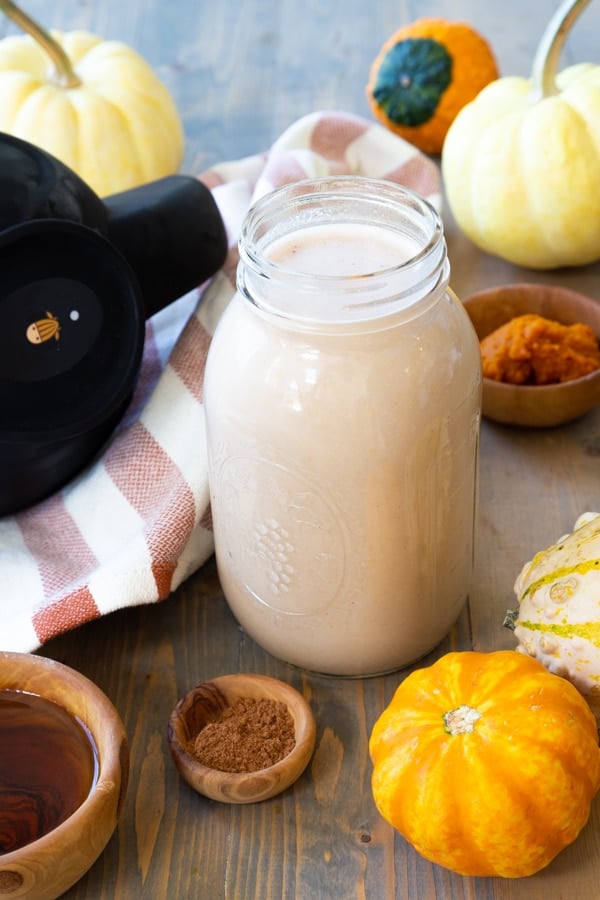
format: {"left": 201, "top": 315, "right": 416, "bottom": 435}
{"left": 441, "top": 0, "right": 600, "bottom": 269}
{"left": 0, "top": 8, "right": 184, "bottom": 197}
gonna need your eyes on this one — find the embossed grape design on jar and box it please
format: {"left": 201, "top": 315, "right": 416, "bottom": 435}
{"left": 204, "top": 176, "right": 481, "bottom": 676}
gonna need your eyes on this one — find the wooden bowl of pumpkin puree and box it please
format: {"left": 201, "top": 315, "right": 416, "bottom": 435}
{"left": 463, "top": 283, "right": 600, "bottom": 427}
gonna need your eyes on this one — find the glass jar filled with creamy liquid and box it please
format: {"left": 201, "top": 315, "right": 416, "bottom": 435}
{"left": 204, "top": 176, "right": 481, "bottom": 676}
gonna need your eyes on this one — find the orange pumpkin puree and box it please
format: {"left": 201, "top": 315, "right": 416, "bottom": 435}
{"left": 480, "top": 314, "right": 600, "bottom": 385}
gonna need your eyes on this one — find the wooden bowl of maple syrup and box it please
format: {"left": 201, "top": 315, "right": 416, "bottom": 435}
{"left": 0, "top": 652, "right": 129, "bottom": 900}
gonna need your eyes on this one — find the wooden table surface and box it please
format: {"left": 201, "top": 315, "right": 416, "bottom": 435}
{"left": 7, "top": 0, "right": 600, "bottom": 897}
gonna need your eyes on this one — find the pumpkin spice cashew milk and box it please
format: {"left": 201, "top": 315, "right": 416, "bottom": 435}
{"left": 204, "top": 177, "right": 481, "bottom": 676}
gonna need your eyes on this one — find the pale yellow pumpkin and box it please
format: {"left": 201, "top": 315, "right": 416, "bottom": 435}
{"left": 0, "top": 4, "right": 184, "bottom": 197}
{"left": 441, "top": 0, "right": 600, "bottom": 269}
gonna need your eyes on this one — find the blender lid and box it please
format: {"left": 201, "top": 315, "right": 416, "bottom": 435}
{"left": 0, "top": 218, "right": 145, "bottom": 442}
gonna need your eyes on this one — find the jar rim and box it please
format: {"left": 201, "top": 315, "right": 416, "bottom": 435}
{"left": 237, "top": 175, "right": 449, "bottom": 327}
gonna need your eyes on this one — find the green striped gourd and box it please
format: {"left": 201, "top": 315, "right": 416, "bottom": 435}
{"left": 512, "top": 512, "right": 600, "bottom": 707}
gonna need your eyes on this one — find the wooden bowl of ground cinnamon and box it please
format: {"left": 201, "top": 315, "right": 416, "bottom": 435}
{"left": 463, "top": 283, "right": 600, "bottom": 427}
{"left": 167, "top": 674, "right": 316, "bottom": 804}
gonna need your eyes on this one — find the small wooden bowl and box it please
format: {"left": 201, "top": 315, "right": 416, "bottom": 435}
{"left": 0, "top": 652, "right": 129, "bottom": 900}
{"left": 463, "top": 283, "right": 600, "bottom": 427}
{"left": 167, "top": 674, "right": 316, "bottom": 804}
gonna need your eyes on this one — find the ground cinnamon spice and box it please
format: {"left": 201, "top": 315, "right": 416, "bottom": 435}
{"left": 190, "top": 697, "right": 296, "bottom": 773}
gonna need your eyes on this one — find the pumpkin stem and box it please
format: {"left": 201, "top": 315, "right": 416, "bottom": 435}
{"left": 443, "top": 705, "right": 482, "bottom": 735}
{"left": 0, "top": 0, "right": 81, "bottom": 89}
{"left": 530, "top": 0, "right": 591, "bottom": 101}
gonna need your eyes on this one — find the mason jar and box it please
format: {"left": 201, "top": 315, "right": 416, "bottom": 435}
{"left": 204, "top": 176, "right": 481, "bottom": 676}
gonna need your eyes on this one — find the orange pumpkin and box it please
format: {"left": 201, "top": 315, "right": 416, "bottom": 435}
{"left": 369, "top": 650, "right": 600, "bottom": 878}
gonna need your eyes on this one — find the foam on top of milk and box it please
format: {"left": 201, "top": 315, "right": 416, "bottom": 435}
{"left": 255, "top": 222, "right": 432, "bottom": 324}
{"left": 265, "top": 222, "right": 420, "bottom": 276}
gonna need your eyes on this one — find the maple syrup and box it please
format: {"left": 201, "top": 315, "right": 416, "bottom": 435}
{"left": 0, "top": 689, "right": 98, "bottom": 854}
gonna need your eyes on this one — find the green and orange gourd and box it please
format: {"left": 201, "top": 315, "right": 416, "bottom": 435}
{"left": 366, "top": 18, "right": 499, "bottom": 155}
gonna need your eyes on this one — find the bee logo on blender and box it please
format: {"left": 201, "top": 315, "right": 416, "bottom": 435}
{"left": 26, "top": 312, "right": 61, "bottom": 344}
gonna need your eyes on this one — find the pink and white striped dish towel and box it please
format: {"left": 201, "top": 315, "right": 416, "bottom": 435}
{"left": 0, "top": 110, "right": 441, "bottom": 653}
